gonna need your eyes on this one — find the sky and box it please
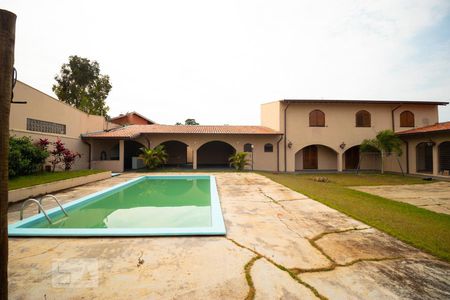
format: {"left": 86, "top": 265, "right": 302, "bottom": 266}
{"left": 3, "top": 0, "right": 450, "bottom": 125}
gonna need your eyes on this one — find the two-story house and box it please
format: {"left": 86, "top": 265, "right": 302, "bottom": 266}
{"left": 261, "top": 99, "right": 448, "bottom": 174}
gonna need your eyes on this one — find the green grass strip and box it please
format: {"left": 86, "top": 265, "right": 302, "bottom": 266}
{"left": 8, "top": 169, "right": 106, "bottom": 190}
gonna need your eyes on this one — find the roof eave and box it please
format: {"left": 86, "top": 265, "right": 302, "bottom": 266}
{"left": 281, "top": 99, "right": 449, "bottom": 105}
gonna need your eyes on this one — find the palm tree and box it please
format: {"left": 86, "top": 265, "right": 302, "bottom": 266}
{"left": 229, "top": 152, "right": 250, "bottom": 171}
{"left": 139, "top": 145, "right": 168, "bottom": 170}
{"left": 0, "top": 9, "right": 16, "bottom": 299}
{"left": 360, "top": 130, "right": 403, "bottom": 174}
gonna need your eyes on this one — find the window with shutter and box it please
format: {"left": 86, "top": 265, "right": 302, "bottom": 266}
{"left": 309, "top": 110, "right": 325, "bottom": 127}
{"left": 356, "top": 110, "right": 371, "bottom": 127}
{"left": 400, "top": 111, "right": 414, "bottom": 127}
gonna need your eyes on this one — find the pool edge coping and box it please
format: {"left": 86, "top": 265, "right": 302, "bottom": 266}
{"left": 8, "top": 175, "right": 227, "bottom": 237}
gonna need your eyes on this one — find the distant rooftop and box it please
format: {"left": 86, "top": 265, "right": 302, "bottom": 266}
{"left": 109, "top": 111, "right": 156, "bottom": 125}
{"left": 82, "top": 124, "right": 282, "bottom": 139}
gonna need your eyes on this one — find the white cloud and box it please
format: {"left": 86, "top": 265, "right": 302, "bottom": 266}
{"left": 3, "top": 0, "right": 450, "bottom": 124}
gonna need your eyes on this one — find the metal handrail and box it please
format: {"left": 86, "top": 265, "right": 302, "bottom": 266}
{"left": 20, "top": 199, "right": 52, "bottom": 223}
{"left": 39, "top": 194, "right": 68, "bottom": 217}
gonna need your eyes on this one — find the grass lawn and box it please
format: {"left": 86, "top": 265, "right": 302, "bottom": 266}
{"left": 260, "top": 172, "right": 450, "bottom": 262}
{"left": 8, "top": 170, "right": 106, "bottom": 191}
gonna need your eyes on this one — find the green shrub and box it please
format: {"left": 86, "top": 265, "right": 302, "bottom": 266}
{"left": 229, "top": 152, "right": 250, "bottom": 170}
{"left": 139, "top": 145, "right": 168, "bottom": 169}
{"left": 9, "top": 136, "right": 49, "bottom": 177}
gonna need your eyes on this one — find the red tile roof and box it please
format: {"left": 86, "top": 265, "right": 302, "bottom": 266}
{"left": 109, "top": 112, "right": 156, "bottom": 125}
{"left": 397, "top": 121, "right": 450, "bottom": 135}
{"left": 82, "top": 124, "right": 282, "bottom": 139}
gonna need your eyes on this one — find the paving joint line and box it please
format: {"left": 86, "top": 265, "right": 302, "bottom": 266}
{"left": 226, "top": 237, "right": 328, "bottom": 300}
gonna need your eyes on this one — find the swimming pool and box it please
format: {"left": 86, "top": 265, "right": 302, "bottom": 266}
{"left": 8, "top": 175, "right": 226, "bottom": 236}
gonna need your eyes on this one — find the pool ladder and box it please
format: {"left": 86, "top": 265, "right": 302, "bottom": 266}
{"left": 20, "top": 194, "right": 68, "bottom": 224}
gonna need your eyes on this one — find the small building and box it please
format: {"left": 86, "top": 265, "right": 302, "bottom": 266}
{"left": 10, "top": 81, "right": 119, "bottom": 170}
{"left": 397, "top": 122, "right": 450, "bottom": 177}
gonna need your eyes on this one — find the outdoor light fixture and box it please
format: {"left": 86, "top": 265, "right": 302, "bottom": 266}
{"left": 340, "top": 142, "right": 346, "bottom": 149}
{"left": 287, "top": 141, "right": 293, "bottom": 148}
{"left": 426, "top": 140, "right": 436, "bottom": 147}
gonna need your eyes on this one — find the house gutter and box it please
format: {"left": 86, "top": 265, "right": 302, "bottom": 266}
{"left": 391, "top": 105, "right": 402, "bottom": 131}
{"left": 283, "top": 101, "right": 291, "bottom": 172}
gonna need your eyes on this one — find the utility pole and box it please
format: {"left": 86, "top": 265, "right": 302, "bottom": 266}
{"left": 0, "top": 9, "right": 17, "bottom": 300}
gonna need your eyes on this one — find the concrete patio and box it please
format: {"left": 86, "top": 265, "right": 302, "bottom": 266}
{"left": 8, "top": 172, "right": 450, "bottom": 299}
{"left": 352, "top": 181, "right": 450, "bottom": 215}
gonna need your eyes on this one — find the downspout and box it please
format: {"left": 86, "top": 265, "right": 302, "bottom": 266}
{"left": 276, "top": 134, "right": 283, "bottom": 172}
{"left": 392, "top": 105, "right": 406, "bottom": 173}
{"left": 391, "top": 105, "right": 401, "bottom": 131}
{"left": 82, "top": 139, "right": 92, "bottom": 169}
{"left": 283, "top": 101, "right": 291, "bottom": 172}
{"left": 404, "top": 139, "right": 409, "bottom": 174}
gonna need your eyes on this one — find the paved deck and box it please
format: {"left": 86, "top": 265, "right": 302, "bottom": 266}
{"left": 352, "top": 181, "right": 450, "bottom": 215}
{"left": 8, "top": 173, "right": 450, "bottom": 299}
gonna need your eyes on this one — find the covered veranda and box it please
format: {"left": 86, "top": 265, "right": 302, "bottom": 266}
{"left": 82, "top": 124, "right": 282, "bottom": 172}
{"left": 397, "top": 122, "right": 450, "bottom": 177}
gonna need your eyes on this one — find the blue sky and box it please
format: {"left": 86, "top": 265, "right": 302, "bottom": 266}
{"left": 2, "top": 0, "right": 450, "bottom": 124}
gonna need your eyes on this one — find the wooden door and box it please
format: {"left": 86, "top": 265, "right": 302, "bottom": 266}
{"left": 345, "top": 146, "right": 360, "bottom": 170}
{"left": 303, "top": 145, "right": 318, "bottom": 169}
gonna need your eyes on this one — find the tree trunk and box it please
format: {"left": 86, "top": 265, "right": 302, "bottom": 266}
{"left": 380, "top": 150, "right": 384, "bottom": 174}
{"left": 0, "top": 9, "right": 16, "bottom": 300}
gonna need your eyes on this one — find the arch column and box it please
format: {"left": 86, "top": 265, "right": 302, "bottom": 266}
{"left": 433, "top": 144, "right": 439, "bottom": 175}
{"left": 337, "top": 152, "right": 343, "bottom": 172}
{"left": 193, "top": 149, "right": 198, "bottom": 170}
{"left": 119, "top": 140, "right": 125, "bottom": 172}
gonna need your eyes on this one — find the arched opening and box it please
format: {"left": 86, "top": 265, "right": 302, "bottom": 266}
{"left": 244, "top": 143, "right": 253, "bottom": 152}
{"left": 197, "top": 141, "right": 236, "bottom": 168}
{"left": 344, "top": 145, "right": 360, "bottom": 170}
{"left": 124, "top": 140, "right": 146, "bottom": 170}
{"left": 355, "top": 110, "right": 371, "bottom": 127}
{"left": 416, "top": 142, "right": 433, "bottom": 173}
{"left": 160, "top": 140, "right": 188, "bottom": 166}
{"left": 309, "top": 110, "right": 325, "bottom": 127}
{"left": 295, "top": 145, "right": 337, "bottom": 171}
{"left": 400, "top": 111, "right": 415, "bottom": 127}
{"left": 438, "top": 141, "right": 450, "bottom": 174}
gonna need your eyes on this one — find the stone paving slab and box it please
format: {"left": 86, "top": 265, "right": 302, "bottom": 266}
{"left": 10, "top": 237, "right": 252, "bottom": 299}
{"left": 315, "top": 228, "right": 428, "bottom": 265}
{"left": 252, "top": 258, "right": 318, "bottom": 300}
{"left": 7, "top": 172, "right": 450, "bottom": 299}
{"left": 300, "top": 258, "right": 450, "bottom": 300}
{"left": 352, "top": 182, "right": 450, "bottom": 215}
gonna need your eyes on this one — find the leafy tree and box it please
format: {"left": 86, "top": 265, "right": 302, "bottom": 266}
{"left": 176, "top": 119, "right": 199, "bottom": 125}
{"left": 229, "top": 152, "right": 250, "bottom": 171}
{"left": 360, "top": 130, "right": 403, "bottom": 174}
{"left": 139, "top": 145, "right": 168, "bottom": 169}
{"left": 52, "top": 55, "right": 112, "bottom": 116}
